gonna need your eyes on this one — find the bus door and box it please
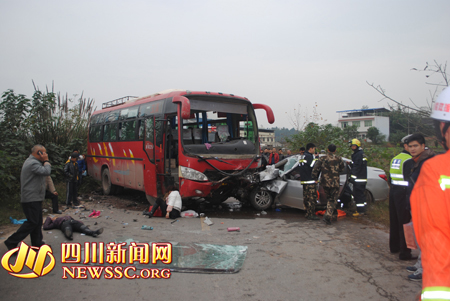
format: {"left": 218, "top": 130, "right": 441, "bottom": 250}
{"left": 143, "top": 116, "right": 158, "bottom": 199}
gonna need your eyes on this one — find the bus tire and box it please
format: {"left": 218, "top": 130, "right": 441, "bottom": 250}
{"left": 102, "top": 168, "right": 117, "bottom": 195}
{"left": 250, "top": 187, "right": 274, "bottom": 211}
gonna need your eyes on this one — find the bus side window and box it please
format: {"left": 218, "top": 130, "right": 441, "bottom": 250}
{"left": 120, "top": 120, "right": 137, "bottom": 141}
{"left": 138, "top": 120, "right": 145, "bottom": 140}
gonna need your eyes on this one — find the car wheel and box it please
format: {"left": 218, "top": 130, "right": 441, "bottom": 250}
{"left": 250, "top": 187, "right": 274, "bottom": 210}
{"left": 364, "top": 189, "right": 374, "bottom": 204}
{"left": 102, "top": 168, "right": 117, "bottom": 195}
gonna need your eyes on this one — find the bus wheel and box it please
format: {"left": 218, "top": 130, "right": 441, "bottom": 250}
{"left": 250, "top": 187, "right": 274, "bottom": 210}
{"left": 102, "top": 168, "right": 117, "bottom": 195}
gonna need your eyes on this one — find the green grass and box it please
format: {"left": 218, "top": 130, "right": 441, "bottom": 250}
{"left": 367, "top": 199, "right": 390, "bottom": 227}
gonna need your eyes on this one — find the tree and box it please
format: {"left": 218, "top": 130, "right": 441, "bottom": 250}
{"left": 342, "top": 124, "right": 358, "bottom": 141}
{"left": 367, "top": 127, "right": 386, "bottom": 144}
{"left": 0, "top": 85, "right": 95, "bottom": 212}
{"left": 367, "top": 60, "right": 448, "bottom": 118}
{"left": 286, "top": 102, "right": 326, "bottom": 131}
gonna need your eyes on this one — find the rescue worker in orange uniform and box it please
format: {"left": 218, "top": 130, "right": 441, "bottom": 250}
{"left": 410, "top": 86, "right": 450, "bottom": 300}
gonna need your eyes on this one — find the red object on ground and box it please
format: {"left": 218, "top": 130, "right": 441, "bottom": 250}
{"left": 315, "top": 210, "right": 346, "bottom": 217}
{"left": 227, "top": 227, "right": 240, "bottom": 232}
{"left": 148, "top": 206, "right": 163, "bottom": 217}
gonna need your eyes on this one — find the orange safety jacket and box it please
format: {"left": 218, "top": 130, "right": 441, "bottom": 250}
{"left": 411, "top": 150, "right": 450, "bottom": 300}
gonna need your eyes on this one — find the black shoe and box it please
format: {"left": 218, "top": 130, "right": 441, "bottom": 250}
{"left": 93, "top": 228, "right": 103, "bottom": 237}
{"left": 307, "top": 215, "right": 320, "bottom": 220}
{"left": 143, "top": 211, "right": 150, "bottom": 216}
{"left": 399, "top": 255, "right": 418, "bottom": 261}
{"left": 4, "top": 241, "right": 17, "bottom": 251}
{"left": 53, "top": 210, "right": 62, "bottom": 214}
{"left": 323, "top": 217, "right": 332, "bottom": 225}
{"left": 406, "top": 266, "right": 418, "bottom": 272}
{"left": 63, "top": 227, "right": 73, "bottom": 240}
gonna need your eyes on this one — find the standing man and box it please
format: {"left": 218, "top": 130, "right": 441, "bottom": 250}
{"left": 312, "top": 144, "right": 345, "bottom": 225}
{"left": 299, "top": 143, "right": 319, "bottom": 220}
{"left": 268, "top": 147, "right": 279, "bottom": 165}
{"left": 348, "top": 139, "right": 368, "bottom": 217}
{"left": 278, "top": 149, "right": 285, "bottom": 161}
{"left": 65, "top": 152, "right": 80, "bottom": 208}
{"left": 411, "top": 87, "right": 450, "bottom": 299}
{"left": 389, "top": 135, "right": 413, "bottom": 259}
{"left": 404, "top": 133, "right": 435, "bottom": 278}
{"left": 4, "top": 145, "right": 51, "bottom": 250}
{"left": 285, "top": 149, "right": 292, "bottom": 157}
{"left": 45, "top": 176, "right": 62, "bottom": 214}
{"left": 299, "top": 147, "right": 306, "bottom": 156}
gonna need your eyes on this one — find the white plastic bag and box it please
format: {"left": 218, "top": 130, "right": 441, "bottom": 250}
{"left": 180, "top": 210, "right": 198, "bottom": 218}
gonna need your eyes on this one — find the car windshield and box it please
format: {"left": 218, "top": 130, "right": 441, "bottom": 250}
{"left": 278, "top": 155, "right": 301, "bottom": 177}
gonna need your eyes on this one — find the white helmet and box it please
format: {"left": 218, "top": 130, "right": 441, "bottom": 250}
{"left": 431, "top": 87, "right": 450, "bottom": 150}
{"left": 431, "top": 87, "right": 450, "bottom": 122}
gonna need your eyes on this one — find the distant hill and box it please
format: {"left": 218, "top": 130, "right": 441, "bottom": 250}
{"left": 269, "top": 127, "right": 298, "bottom": 143}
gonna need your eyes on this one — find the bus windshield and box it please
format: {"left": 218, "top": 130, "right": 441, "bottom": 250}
{"left": 178, "top": 97, "right": 259, "bottom": 156}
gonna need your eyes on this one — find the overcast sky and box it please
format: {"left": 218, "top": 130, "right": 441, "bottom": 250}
{"left": 1, "top": 0, "right": 449, "bottom": 129}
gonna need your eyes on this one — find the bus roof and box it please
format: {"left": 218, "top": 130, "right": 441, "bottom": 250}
{"left": 94, "top": 90, "right": 251, "bottom": 115}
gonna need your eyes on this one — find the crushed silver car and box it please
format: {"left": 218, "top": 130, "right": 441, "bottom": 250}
{"left": 246, "top": 155, "right": 388, "bottom": 211}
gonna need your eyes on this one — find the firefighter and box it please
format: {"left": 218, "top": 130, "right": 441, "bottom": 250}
{"left": 388, "top": 135, "right": 414, "bottom": 260}
{"left": 410, "top": 87, "right": 450, "bottom": 299}
{"left": 298, "top": 143, "right": 319, "bottom": 220}
{"left": 311, "top": 144, "right": 345, "bottom": 225}
{"left": 348, "top": 139, "right": 367, "bottom": 216}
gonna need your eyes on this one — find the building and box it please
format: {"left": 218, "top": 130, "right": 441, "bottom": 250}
{"left": 336, "top": 108, "right": 390, "bottom": 142}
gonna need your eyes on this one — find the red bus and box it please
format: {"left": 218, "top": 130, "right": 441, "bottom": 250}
{"left": 86, "top": 89, "right": 274, "bottom": 205}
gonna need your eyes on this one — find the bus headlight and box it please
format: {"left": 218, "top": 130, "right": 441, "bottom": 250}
{"left": 180, "top": 166, "right": 208, "bottom": 182}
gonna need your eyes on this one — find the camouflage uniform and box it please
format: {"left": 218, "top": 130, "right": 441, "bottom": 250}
{"left": 298, "top": 151, "right": 318, "bottom": 218}
{"left": 312, "top": 152, "right": 345, "bottom": 221}
{"left": 303, "top": 184, "right": 318, "bottom": 217}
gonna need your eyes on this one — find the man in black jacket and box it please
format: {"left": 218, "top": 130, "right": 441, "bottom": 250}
{"left": 349, "top": 139, "right": 367, "bottom": 217}
{"left": 298, "top": 143, "right": 319, "bottom": 220}
{"left": 65, "top": 152, "right": 80, "bottom": 208}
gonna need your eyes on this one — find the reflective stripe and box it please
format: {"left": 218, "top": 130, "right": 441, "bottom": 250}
{"left": 391, "top": 180, "right": 408, "bottom": 186}
{"left": 310, "top": 160, "right": 317, "bottom": 168}
{"left": 301, "top": 180, "right": 316, "bottom": 184}
{"left": 390, "top": 173, "right": 404, "bottom": 179}
{"left": 351, "top": 175, "right": 357, "bottom": 179}
{"left": 362, "top": 158, "right": 367, "bottom": 161}
{"left": 354, "top": 179, "right": 367, "bottom": 182}
{"left": 299, "top": 160, "right": 307, "bottom": 164}
{"left": 356, "top": 204, "right": 365, "bottom": 207}
{"left": 422, "top": 288, "right": 450, "bottom": 300}
{"left": 439, "top": 175, "right": 450, "bottom": 191}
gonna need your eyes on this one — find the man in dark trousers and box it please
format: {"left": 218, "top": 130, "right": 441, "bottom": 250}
{"left": 65, "top": 152, "right": 80, "bottom": 208}
{"left": 348, "top": 139, "right": 368, "bottom": 217}
{"left": 298, "top": 143, "right": 319, "bottom": 220}
{"left": 404, "top": 133, "right": 435, "bottom": 279}
{"left": 312, "top": 144, "right": 345, "bottom": 225}
{"left": 45, "top": 176, "right": 62, "bottom": 214}
{"left": 43, "top": 215, "right": 103, "bottom": 240}
{"left": 4, "top": 145, "right": 51, "bottom": 250}
{"left": 389, "top": 135, "right": 413, "bottom": 260}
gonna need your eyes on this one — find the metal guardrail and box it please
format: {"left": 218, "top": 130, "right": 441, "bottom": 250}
{"left": 102, "top": 96, "right": 138, "bottom": 109}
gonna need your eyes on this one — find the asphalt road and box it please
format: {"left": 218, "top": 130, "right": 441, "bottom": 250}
{"left": 1, "top": 198, "right": 421, "bottom": 301}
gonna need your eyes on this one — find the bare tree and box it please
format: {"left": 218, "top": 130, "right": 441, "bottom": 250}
{"left": 285, "top": 102, "right": 327, "bottom": 131}
{"left": 367, "top": 60, "right": 448, "bottom": 117}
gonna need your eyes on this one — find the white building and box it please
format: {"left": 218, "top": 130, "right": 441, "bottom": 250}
{"left": 337, "top": 108, "right": 390, "bottom": 141}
